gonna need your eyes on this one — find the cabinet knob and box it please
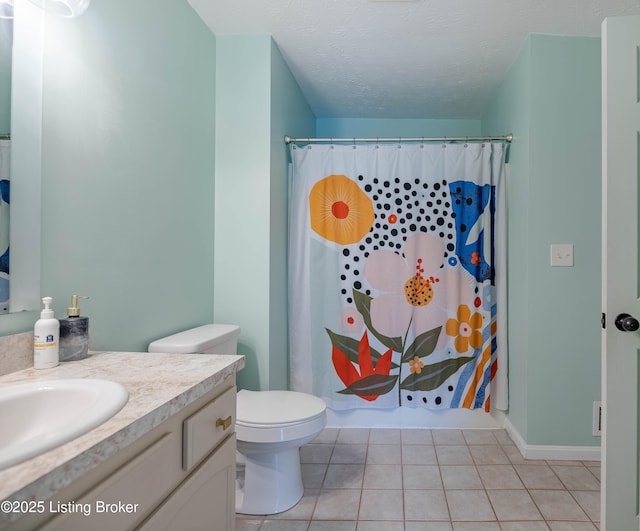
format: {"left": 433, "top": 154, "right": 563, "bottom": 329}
{"left": 215, "top": 415, "right": 232, "bottom": 431}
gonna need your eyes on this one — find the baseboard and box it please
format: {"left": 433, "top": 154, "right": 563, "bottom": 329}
{"left": 326, "top": 406, "right": 506, "bottom": 429}
{"left": 504, "top": 418, "right": 601, "bottom": 461}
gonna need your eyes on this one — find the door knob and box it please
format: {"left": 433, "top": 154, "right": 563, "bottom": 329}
{"left": 615, "top": 313, "right": 640, "bottom": 332}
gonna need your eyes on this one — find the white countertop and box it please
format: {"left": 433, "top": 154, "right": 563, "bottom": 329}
{"left": 0, "top": 351, "right": 245, "bottom": 506}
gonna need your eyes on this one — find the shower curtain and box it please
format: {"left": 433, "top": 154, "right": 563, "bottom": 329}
{"left": 0, "top": 139, "right": 9, "bottom": 314}
{"left": 289, "top": 141, "right": 508, "bottom": 411}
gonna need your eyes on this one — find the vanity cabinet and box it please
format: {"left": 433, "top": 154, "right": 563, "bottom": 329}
{"left": 138, "top": 435, "right": 235, "bottom": 530}
{"left": 7, "top": 376, "right": 237, "bottom": 531}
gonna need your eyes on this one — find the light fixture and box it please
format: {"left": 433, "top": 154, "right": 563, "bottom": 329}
{"left": 26, "top": 0, "right": 90, "bottom": 18}
{"left": 0, "top": 0, "right": 13, "bottom": 20}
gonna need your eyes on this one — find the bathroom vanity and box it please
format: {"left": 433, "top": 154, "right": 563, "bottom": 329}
{"left": 0, "top": 351, "right": 245, "bottom": 530}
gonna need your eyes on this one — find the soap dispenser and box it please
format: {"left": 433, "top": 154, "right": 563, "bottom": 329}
{"left": 34, "top": 297, "right": 60, "bottom": 369}
{"left": 59, "top": 295, "right": 90, "bottom": 362}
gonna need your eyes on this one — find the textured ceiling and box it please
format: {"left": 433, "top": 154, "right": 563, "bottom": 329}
{"left": 187, "top": 0, "right": 640, "bottom": 119}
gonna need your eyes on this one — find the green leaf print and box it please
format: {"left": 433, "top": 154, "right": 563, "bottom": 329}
{"left": 401, "top": 326, "right": 442, "bottom": 363}
{"left": 337, "top": 373, "right": 399, "bottom": 398}
{"left": 400, "top": 357, "right": 474, "bottom": 392}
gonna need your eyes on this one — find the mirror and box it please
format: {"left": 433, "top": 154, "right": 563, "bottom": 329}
{"left": 0, "top": 15, "right": 9, "bottom": 131}
{"left": 0, "top": 0, "right": 42, "bottom": 329}
{"left": 0, "top": 12, "right": 10, "bottom": 314}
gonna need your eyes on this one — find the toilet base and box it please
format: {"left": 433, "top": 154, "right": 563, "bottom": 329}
{"left": 235, "top": 446, "right": 303, "bottom": 515}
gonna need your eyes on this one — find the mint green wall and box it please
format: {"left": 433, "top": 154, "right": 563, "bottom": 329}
{"left": 38, "top": 0, "right": 216, "bottom": 351}
{"left": 269, "top": 40, "right": 315, "bottom": 388}
{"left": 316, "top": 118, "right": 480, "bottom": 138}
{"left": 527, "top": 35, "right": 601, "bottom": 446}
{"left": 482, "top": 38, "right": 532, "bottom": 442}
{"left": 215, "top": 35, "right": 314, "bottom": 391}
{"left": 215, "top": 35, "right": 271, "bottom": 390}
{"left": 483, "top": 34, "right": 601, "bottom": 447}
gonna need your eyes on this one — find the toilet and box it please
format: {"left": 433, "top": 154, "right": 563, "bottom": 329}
{"left": 148, "top": 324, "right": 327, "bottom": 516}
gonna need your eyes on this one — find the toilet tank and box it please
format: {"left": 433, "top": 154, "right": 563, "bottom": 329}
{"left": 147, "top": 324, "right": 240, "bottom": 354}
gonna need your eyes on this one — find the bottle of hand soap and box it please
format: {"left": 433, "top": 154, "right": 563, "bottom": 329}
{"left": 59, "top": 295, "right": 90, "bottom": 362}
{"left": 34, "top": 296, "right": 60, "bottom": 369}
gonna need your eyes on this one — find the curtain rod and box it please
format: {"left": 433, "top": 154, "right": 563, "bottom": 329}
{"left": 284, "top": 133, "right": 512, "bottom": 145}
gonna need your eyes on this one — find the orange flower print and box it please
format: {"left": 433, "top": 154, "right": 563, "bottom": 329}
{"left": 408, "top": 356, "right": 424, "bottom": 374}
{"left": 309, "top": 174, "right": 375, "bottom": 245}
{"left": 445, "top": 304, "right": 483, "bottom": 353}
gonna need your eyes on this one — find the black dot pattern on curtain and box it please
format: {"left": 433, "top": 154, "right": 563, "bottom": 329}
{"left": 339, "top": 176, "right": 455, "bottom": 305}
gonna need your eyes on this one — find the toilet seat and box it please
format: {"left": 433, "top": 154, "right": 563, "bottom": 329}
{"left": 236, "top": 390, "right": 326, "bottom": 444}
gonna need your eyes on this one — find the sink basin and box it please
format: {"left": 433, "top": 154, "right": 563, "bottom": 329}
{"left": 0, "top": 378, "right": 129, "bottom": 470}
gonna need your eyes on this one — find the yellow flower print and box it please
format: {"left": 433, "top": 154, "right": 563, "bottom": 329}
{"left": 446, "top": 304, "right": 483, "bottom": 353}
{"left": 408, "top": 356, "right": 424, "bottom": 374}
{"left": 309, "top": 174, "right": 375, "bottom": 245}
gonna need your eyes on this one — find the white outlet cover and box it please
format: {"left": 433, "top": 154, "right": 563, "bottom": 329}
{"left": 550, "top": 244, "right": 574, "bottom": 267}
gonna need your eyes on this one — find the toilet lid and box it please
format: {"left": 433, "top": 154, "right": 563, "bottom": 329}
{"left": 237, "top": 390, "right": 326, "bottom": 426}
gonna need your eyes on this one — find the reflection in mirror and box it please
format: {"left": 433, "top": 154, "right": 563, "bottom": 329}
{"left": 26, "top": 0, "right": 88, "bottom": 18}
{"left": 0, "top": 1, "right": 12, "bottom": 20}
{"left": 1, "top": 0, "right": 44, "bottom": 329}
{"left": 0, "top": 13, "right": 10, "bottom": 314}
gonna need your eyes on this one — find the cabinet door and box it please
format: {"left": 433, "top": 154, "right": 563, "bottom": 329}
{"left": 43, "top": 432, "right": 180, "bottom": 531}
{"left": 138, "top": 435, "right": 235, "bottom": 531}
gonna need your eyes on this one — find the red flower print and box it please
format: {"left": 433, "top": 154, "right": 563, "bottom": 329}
{"left": 332, "top": 331, "right": 393, "bottom": 401}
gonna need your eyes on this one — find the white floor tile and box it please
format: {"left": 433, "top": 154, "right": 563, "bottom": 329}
{"left": 235, "top": 428, "right": 601, "bottom": 530}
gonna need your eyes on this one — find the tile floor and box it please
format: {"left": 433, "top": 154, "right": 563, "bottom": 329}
{"left": 235, "top": 428, "right": 601, "bottom": 531}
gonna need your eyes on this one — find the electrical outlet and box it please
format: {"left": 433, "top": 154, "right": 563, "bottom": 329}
{"left": 550, "top": 244, "right": 574, "bottom": 267}
{"left": 593, "top": 401, "right": 602, "bottom": 437}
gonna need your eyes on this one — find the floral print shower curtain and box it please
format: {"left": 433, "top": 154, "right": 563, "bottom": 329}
{"left": 289, "top": 141, "right": 508, "bottom": 411}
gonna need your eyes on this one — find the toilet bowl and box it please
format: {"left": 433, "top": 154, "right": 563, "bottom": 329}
{"left": 235, "top": 389, "right": 326, "bottom": 515}
{"left": 148, "top": 324, "right": 327, "bottom": 516}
